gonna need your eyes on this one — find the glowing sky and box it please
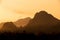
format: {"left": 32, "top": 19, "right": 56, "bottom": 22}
{"left": 0, "top": 0, "right": 60, "bottom": 22}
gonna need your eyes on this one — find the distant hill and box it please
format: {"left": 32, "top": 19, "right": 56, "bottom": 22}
{"left": 0, "top": 17, "right": 31, "bottom": 33}
{"left": 0, "top": 22, "right": 18, "bottom": 33}
{"left": 24, "top": 11, "right": 60, "bottom": 34}
{"left": 14, "top": 17, "right": 31, "bottom": 27}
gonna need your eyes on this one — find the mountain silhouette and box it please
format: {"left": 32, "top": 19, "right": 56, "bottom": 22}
{"left": 24, "top": 11, "right": 60, "bottom": 34}
{"left": 14, "top": 17, "right": 31, "bottom": 27}
{"left": 0, "top": 22, "right": 18, "bottom": 33}
{"left": 0, "top": 10, "right": 60, "bottom": 35}
{"left": 30, "top": 11, "right": 59, "bottom": 26}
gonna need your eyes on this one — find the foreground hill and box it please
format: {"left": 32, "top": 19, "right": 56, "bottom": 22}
{"left": 0, "top": 22, "right": 18, "bottom": 33}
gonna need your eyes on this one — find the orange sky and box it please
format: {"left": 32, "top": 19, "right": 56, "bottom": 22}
{"left": 0, "top": 0, "right": 60, "bottom": 23}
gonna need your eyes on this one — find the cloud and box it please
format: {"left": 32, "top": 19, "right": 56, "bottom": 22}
{"left": 0, "top": 0, "right": 1, "bottom": 3}
{"left": 13, "top": 10, "right": 24, "bottom": 14}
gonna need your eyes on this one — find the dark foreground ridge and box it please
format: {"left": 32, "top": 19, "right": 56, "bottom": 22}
{"left": 0, "top": 32, "right": 60, "bottom": 40}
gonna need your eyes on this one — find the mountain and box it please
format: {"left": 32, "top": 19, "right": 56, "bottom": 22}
{"left": 0, "top": 22, "right": 4, "bottom": 29}
{"left": 0, "top": 22, "right": 18, "bottom": 33}
{"left": 14, "top": 17, "right": 31, "bottom": 27}
{"left": 28, "top": 11, "right": 60, "bottom": 26}
{"left": 24, "top": 11, "right": 60, "bottom": 34}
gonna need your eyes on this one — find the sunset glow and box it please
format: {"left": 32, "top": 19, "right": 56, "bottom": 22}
{"left": 0, "top": 0, "right": 60, "bottom": 23}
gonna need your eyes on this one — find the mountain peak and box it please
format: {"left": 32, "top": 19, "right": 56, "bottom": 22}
{"left": 34, "top": 11, "right": 49, "bottom": 18}
{"left": 39, "top": 11, "right": 48, "bottom": 14}
{"left": 34, "top": 11, "right": 58, "bottom": 21}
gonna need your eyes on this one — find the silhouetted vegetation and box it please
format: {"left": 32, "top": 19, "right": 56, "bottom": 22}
{"left": 0, "top": 32, "right": 60, "bottom": 40}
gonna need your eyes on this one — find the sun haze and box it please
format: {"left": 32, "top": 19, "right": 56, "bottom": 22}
{"left": 0, "top": 0, "right": 60, "bottom": 23}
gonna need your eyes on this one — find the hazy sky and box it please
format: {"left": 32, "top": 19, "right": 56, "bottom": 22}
{"left": 0, "top": 0, "right": 60, "bottom": 22}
